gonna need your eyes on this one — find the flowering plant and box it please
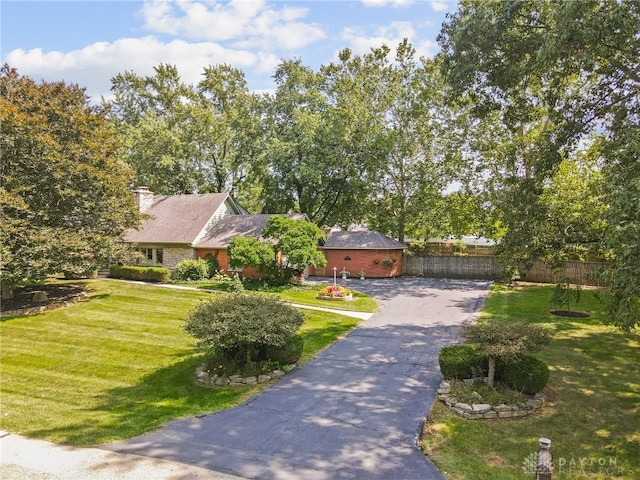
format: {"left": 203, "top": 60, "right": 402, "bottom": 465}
{"left": 318, "top": 285, "right": 352, "bottom": 297}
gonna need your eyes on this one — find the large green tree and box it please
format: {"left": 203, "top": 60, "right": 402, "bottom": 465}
{"left": 108, "top": 64, "right": 266, "bottom": 206}
{"left": 439, "top": 0, "right": 640, "bottom": 328}
{"left": 0, "top": 65, "right": 139, "bottom": 296}
{"left": 322, "top": 40, "right": 456, "bottom": 242}
{"left": 260, "top": 59, "right": 373, "bottom": 227}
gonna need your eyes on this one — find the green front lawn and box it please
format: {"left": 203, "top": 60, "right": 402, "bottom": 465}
{"left": 422, "top": 284, "right": 640, "bottom": 479}
{"left": 0, "top": 279, "right": 364, "bottom": 446}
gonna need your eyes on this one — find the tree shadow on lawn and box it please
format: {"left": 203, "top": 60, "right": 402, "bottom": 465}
{"left": 26, "top": 316, "right": 370, "bottom": 447}
{"left": 28, "top": 354, "right": 256, "bottom": 446}
{"left": 543, "top": 326, "right": 640, "bottom": 466}
{"left": 104, "top": 323, "right": 455, "bottom": 479}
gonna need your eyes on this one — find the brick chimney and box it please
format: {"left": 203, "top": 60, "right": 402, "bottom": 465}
{"left": 133, "top": 186, "right": 154, "bottom": 213}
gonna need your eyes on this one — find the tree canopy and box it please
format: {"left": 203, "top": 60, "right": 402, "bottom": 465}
{"left": 0, "top": 65, "right": 139, "bottom": 294}
{"left": 228, "top": 216, "right": 326, "bottom": 285}
{"left": 439, "top": 0, "right": 640, "bottom": 328}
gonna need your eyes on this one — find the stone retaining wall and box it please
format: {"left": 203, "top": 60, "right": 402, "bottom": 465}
{"left": 1, "top": 292, "right": 87, "bottom": 318}
{"left": 437, "top": 380, "right": 545, "bottom": 420}
{"left": 195, "top": 364, "right": 297, "bottom": 387}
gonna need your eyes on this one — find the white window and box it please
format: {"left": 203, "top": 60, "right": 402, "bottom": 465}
{"left": 138, "top": 248, "right": 163, "bottom": 265}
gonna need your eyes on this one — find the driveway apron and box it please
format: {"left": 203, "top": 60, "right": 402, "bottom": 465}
{"left": 105, "top": 278, "right": 491, "bottom": 479}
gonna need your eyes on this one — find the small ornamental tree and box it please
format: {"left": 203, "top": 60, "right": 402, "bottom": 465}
{"left": 184, "top": 293, "right": 304, "bottom": 368}
{"left": 550, "top": 277, "right": 582, "bottom": 313}
{"left": 462, "top": 321, "right": 550, "bottom": 388}
{"left": 228, "top": 216, "right": 326, "bottom": 285}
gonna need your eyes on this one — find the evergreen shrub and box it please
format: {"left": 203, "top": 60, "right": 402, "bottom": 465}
{"left": 498, "top": 354, "right": 550, "bottom": 394}
{"left": 439, "top": 344, "right": 488, "bottom": 379}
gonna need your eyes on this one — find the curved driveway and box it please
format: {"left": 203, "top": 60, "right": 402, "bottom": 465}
{"left": 105, "top": 277, "right": 491, "bottom": 479}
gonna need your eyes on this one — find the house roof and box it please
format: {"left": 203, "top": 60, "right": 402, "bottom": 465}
{"left": 323, "top": 230, "right": 406, "bottom": 250}
{"left": 195, "top": 213, "right": 307, "bottom": 249}
{"left": 124, "top": 193, "right": 232, "bottom": 244}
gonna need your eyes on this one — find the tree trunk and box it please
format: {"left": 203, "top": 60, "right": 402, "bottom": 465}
{"left": 487, "top": 357, "right": 496, "bottom": 388}
{"left": 1, "top": 281, "right": 14, "bottom": 300}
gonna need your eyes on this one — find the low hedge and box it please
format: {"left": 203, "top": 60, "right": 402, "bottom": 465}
{"left": 440, "top": 344, "right": 550, "bottom": 395}
{"left": 439, "top": 344, "right": 488, "bottom": 380}
{"left": 108, "top": 265, "right": 171, "bottom": 283}
{"left": 498, "top": 354, "right": 550, "bottom": 394}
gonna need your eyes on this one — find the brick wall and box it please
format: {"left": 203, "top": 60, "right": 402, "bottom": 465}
{"left": 310, "top": 248, "right": 403, "bottom": 278}
{"left": 196, "top": 248, "right": 264, "bottom": 279}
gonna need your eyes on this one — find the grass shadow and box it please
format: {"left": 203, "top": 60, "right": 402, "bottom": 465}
{"left": 28, "top": 354, "right": 257, "bottom": 446}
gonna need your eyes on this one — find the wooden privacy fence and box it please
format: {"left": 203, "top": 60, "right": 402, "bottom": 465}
{"left": 404, "top": 256, "right": 607, "bottom": 285}
{"left": 520, "top": 260, "right": 607, "bottom": 286}
{"left": 404, "top": 255, "right": 502, "bottom": 280}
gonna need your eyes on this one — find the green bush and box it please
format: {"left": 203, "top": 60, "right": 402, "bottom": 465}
{"left": 265, "top": 334, "right": 304, "bottom": 365}
{"left": 439, "top": 344, "right": 488, "bottom": 380}
{"left": 204, "top": 253, "right": 221, "bottom": 278}
{"left": 172, "top": 259, "right": 209, "bottom": 281}
{"left": 108, "top": 265, "right": 170, "bottom": 283}
{"left": 184, "top": 293, "right": 304, "bottom": 368}
{"left": 498, "top": 354, "right": 550, "bottom": 394}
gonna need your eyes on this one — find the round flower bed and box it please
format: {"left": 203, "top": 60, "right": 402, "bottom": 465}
{"left": 317, "top": 285, "right": 353, "bottom": 301}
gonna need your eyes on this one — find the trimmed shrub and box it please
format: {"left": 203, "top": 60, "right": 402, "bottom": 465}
{"left": 108, "top": 265, "right": 170, "bottom": 283}
{"left": 184, "top": 293, "right": 304, "bottom": 368}
{"left": 172, "top": 259, "right": 209, "bottom": 281}
{"left": 439, "top": 344, "right": 488, "bottom": 380}
{"left": 265, "top": 334, "right": 304, "bottom": 365}
{"left": 498, "top": 355, "right": 550, "bottom": 394}
{"left": 204, "top": 253, "right": 221, "bottom": 278}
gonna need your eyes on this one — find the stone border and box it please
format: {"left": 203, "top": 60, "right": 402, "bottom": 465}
{"left": 316, "top": 294, "right": 353, "bottom": 301}
{"left": 1, "top": 292, "right": 87, "bottom": 318}
{"left": 196, "top": 364, "right": 298, "bottom": 387}
{"left": 437, "top": 380, "right": 545, "bottom": 420}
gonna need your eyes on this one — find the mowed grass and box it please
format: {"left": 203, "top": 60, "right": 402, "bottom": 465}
{"left": 274, "top": 288, "right": 379, "bottom": 313}
{"left": 0, "top": 279, "right": 364, "bottom": 446}
{"left": 422, "top": 284, "right": 640, "bottom": 479}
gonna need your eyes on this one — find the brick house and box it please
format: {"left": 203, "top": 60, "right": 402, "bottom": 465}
{"left": 123, "top": 187, "right": 303, "bottom": 276}
{"left": 310, "top": 230, "right": 406, "bottom": 278}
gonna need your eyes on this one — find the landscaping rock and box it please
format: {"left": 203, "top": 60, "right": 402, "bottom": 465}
{"left": 32, "top": 291, "right": 48, "bottom": 303}
{"left": 471, "top": 404, "right": 492, "bottom": 413}
{"left": 437, "top": 387, "right": 546, "bottom": 421}
{"left": 526, "top": 398, "right": 543, "bottom": 409}
{"left": 271, "top": 370, "right": 285, "bottom": 378}
{"left": 258, "top": 375, "right": 271, "bottom": 384}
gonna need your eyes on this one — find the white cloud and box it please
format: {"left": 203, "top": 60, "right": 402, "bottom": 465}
{"left": 139, "top": 0, "right": 325, "bottom": 49}
{"left": 4, "top": 36, "right": 272, "bottom": 102}
{"left": 430, "top": 1, "right": 450, "bottom": 12}
{"left": 362, "top": 0, "right": 414, "bottom": 7}
{"left": 340, "top": 22, "right": 437, "bottom": 60}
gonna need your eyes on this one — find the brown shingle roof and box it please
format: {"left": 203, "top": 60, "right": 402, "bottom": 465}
{"left": 124, "top": 193, "right": 230, "bottom": 244}
{"left": 323, "top": 230, "right": 406, "bottom": 250}
{"left": 195, "top": 213, "right": 307, "bottom": 249}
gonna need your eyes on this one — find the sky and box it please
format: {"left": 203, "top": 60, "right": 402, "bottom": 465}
{"left": 1, "top": 0, "right": 458, "bottom": 102}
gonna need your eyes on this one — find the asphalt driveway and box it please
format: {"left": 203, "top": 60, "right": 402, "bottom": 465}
{"left": 104, "top": 277, "right": 491, "bottom": 479}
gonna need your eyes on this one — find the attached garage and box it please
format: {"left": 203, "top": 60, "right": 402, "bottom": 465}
{"left": 310, "top": 230, "right": 406, "bottom": 279}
